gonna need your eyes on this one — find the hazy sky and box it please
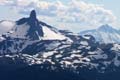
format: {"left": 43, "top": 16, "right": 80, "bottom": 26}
{"left": 0, "top": 0, "right": 119, "bottom": 32}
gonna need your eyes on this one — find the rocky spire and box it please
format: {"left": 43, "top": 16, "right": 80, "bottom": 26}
{"left": 29, "top": 10, "right": 37, "bottom": 20}
{"left": 27, "top": 10, "right": 44, "bottom": 40}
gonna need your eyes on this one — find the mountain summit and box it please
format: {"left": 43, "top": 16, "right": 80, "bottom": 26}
{"left": 98, "top": 24, "right": 117, "bottom": 32}
{"left": 7, "top": 10, "right": 68, "bottom": 41}
{"left": 29, "top": 10, "right": 37, "bottom": 20}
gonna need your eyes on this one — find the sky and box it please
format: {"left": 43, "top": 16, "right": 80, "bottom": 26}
{"left": 0, "top": 0, "right": 120, "bottom": 33}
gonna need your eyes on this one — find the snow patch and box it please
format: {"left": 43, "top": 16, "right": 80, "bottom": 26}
{"left": 80, "top": 41, "right": 88, "bottom": 46}
{"left": 42, "top": 26, "right": 67, "bottom": 40}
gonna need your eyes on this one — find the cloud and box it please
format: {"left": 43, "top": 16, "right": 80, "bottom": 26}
{"left": 0, "top": 0, "right": 116, "bottom": 32}
{"left": 0, "top": 0, "right": 14, "bottom": 5}
{"left": 59, "top": 0, "right": 116, "bottom": 25}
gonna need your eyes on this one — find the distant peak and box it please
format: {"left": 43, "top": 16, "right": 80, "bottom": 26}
{"left": 98, "top": 24, "right": 113, "bottom": 30}
{"left": 30, "top": 10, "right": 37, "bottom": 19}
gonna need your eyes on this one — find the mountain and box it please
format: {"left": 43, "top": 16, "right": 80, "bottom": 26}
{"left": 80, "top": 24, "right": 120, "bottom": 44}
{"left": 0, "top": 10, "right": 120, "bottom": 80}
{"left": 0, "top": 10, "right": 72, "bottom": 54}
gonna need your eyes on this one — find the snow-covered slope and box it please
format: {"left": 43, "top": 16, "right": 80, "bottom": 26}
{"left": 42, "top": 26, "right": 66, "bottom": 40}
{"left": 80, "top": 24, "right": 120, "bottom": 44}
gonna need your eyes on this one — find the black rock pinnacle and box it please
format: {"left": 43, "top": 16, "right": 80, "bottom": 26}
{"left": 16, "top": 10, "right": 44, "bottom": 40}
{"left": 30, "top": 10, "right": 37, "bottom": 20}
{"left": 27, "top": 10, "right": 44, "bottom": 40}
